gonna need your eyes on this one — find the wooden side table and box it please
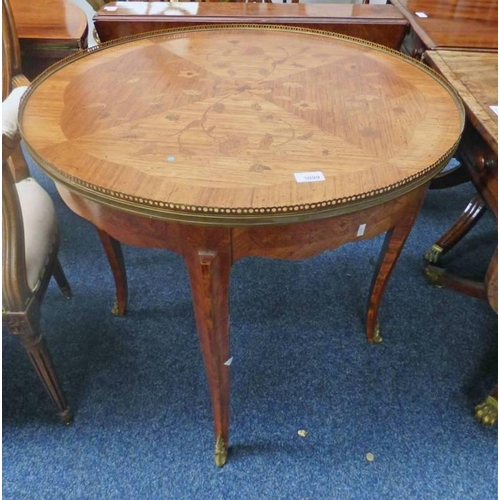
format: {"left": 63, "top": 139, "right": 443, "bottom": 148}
{"left": 423, "top": 51, "right": 497, "bottom": 276}
{"left": 19, "top": 26, "right": 464, "bottom": 465}
{"left": 423, "top": 50, "right": 498, "bottom": 426}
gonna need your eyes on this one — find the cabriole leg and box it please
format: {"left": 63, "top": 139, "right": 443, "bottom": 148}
{"left": 366, "top": 213, "right": 420, "bottom": 344}
{"left": 96, "top": 228, "right": 128, "bottom": 316}
{"left": 183, "top": 227, "right": 232, "bottom": 467}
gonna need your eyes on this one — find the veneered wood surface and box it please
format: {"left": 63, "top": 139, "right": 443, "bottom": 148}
{"left": 21, "top": 26, "right": 463, "bottom": 226}
{"left": 95, "top": 2, "right": 408, "bottom": 49}
{"left": 10, "top": 0, "right": 87, "bottom": 44}
{"left": 390, "top": 0, "right": 498, "bottom": 50}
{"left": 424, "top": 50, "right": 498, "bottom": 155}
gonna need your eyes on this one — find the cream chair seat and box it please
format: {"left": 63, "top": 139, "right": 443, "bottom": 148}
{"left": 16, "top": 177, "right": 58, "bottom": 290}
{"left": 2, "top": 86, "right": 59, "bottom": 292}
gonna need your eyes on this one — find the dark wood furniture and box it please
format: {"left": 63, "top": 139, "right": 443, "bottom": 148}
{"left": 95, "top": 2, "right": 409, "bottom": 49}
{"left": 10, "top": 0, "right": 89, "bottom": 80}
{"left": 391, "top": 0, "right": 497, "bottom": 190}
{"left": 424, "top": 51, "right": 498, "bottom": 266}
{"left": 422, "top": 50, "right": 498, "bottom": 426}
{"left": 423, "top": 50, "right": 497, "bottom": 274}
{"left": 390, "top": 0, "right": 498, "bottom": 58}
{"left": 19, "top": 26, "right": 464, "bottom": 465}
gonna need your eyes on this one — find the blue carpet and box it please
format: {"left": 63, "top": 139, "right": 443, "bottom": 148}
{"left": 3, "top": 154, "right": 498, "bottom": 499}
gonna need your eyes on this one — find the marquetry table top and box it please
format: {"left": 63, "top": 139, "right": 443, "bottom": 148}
{"left": 20, "top": 26, "right": 464, "bottom": 225}
{"left": 424, "top": 50, "right": 498, "bottom": 155}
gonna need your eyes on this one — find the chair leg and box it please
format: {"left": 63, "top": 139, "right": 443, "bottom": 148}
{"left": 424, "top": 195, "right": 486, "bottom": 264}
{"left": 6, "top": 315, "right": 73, "bottom": 424}
{"left": 52, "top": 257, "right": 72, "bottom": 299}
{"left": 96, "top": 228, "right": 128, "bottom": 316}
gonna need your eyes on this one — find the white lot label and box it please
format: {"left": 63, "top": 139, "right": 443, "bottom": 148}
{"left": 104, "top": 5, "right": 118, "bottom": 10}
{"left": 415, "top": 11, "right": 428, "bottom": 17}
{"left": 294, "top": 171, "right": 325, "bottom": 183}
{"left": 357, "top": 224, "right": 367, "bottom": 237}
{"left": 490, "top": 105, "right": 498, "bottom": 115}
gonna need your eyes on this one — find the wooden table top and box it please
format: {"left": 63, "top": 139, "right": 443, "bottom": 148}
{"left": 20, "top": 26, "right": 464, "bottom": 226}
{"left": 11, "top": 0, "right": 88, "bottom": 45}
{"left": 390, "top": 0, "right": 498, "bottom": 51}
{"left": 96, "top": 2, "right": 406, "bottom": 24}
{"left": 424, "top": 50, "right": 498, "bottom": 155}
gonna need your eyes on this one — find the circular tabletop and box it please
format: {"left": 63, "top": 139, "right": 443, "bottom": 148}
{"left": 20, "top": 25, "right": 464, "bottom": 226}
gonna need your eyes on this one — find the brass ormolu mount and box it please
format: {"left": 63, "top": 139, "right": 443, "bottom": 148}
{"left": 424, "top": 244, "right": 444, "bottom": 264}
{"left": 214, "top": 435, "right": 227, "bottom": 467}
{"left": 474, "top": 396, "right": 498, "bottom": 426}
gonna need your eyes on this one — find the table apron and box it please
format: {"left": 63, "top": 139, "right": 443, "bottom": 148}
{"left": 56, "top": 182, "right": 427, "bottom": 262}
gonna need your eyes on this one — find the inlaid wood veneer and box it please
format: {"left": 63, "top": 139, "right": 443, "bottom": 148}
{"left": 20, "top": 26, "right": 463, "bottom": 226}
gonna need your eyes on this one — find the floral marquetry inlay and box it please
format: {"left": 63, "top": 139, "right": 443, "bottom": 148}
{"left": 20, "top": 26, "right": 464, "bottom": 224}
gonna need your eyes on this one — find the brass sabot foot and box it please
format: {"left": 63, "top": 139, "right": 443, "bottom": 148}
{"left": 111, "top": 298, "right": 125, "bottom": 317}
{"left": 372, "top": 321, "right": 383, "bottom": 343}
{"left": 214, "top": 435, "right": 228, "bottom": 467}
{"left": 423, "top": 265, "right": 445, "bottom": 288}
{"left": 423, "top": 244, "right": 443, "bottom": 264}
{"left": 59, "top": 408, "right": 73, "bottom": 426}
{"left": 474, "top": 396, "right": 498, "bottom": 427}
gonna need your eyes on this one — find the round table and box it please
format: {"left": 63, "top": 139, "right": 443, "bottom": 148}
{"left": 20, "top": 25, "right": 464, "bottom": 466}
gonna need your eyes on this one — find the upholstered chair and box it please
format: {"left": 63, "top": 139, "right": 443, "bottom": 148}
{"left": 3, "top": 0, "right": 128, "bottom": 316}
{"left": 3, "top": 87, "right": 73, "bottom": 424}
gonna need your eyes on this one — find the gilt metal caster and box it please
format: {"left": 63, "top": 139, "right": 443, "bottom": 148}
{"left": 214, "top": 435, "right": 227, "bottom": 467}
{"left": 474, "top": 396, "right": 498, "bottom": 427}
